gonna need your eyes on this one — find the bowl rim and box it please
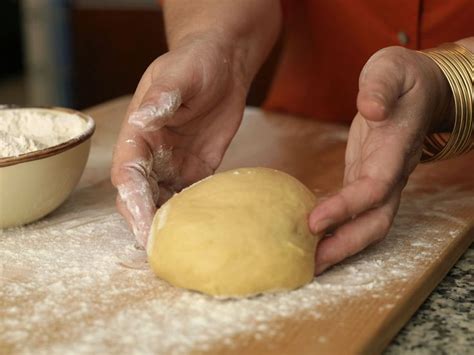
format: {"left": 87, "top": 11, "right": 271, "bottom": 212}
{"left": 0, "top": 106, "right": 96, "bottom": 168}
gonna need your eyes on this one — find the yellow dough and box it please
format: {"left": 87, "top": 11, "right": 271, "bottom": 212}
{"left": 147, "top": 167, "right": 320, "bottom": 297}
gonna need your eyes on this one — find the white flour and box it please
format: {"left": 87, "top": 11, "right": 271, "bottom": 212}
{"left": 0, "top": 108, "right": 89, "bottom": 158}
{"left": 0, "top": 107, "right": 472, "bottom": 354}
{"left": 0, "top": 180, "right": 472, "bottom": 354}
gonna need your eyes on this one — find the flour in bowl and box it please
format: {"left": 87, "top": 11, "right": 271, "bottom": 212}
{"left": 0, "top": 108, "right": 89, "bottom": 158}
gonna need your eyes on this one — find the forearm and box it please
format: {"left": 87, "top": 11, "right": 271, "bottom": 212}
{"left": 162, "top": 0, "right": 282, "bottom": 86}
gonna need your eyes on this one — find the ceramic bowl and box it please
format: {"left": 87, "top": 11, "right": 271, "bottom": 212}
{"left": 0, "top": 107, "right": 95, "bottom": 228}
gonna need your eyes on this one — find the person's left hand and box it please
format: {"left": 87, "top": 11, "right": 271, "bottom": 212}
{"left": 309, "top": 46, "right": 453, "bottom": 274}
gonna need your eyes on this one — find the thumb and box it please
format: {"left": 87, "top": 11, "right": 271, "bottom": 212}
{"left": 128, "top": 54, "right": 201, "bottom": 131}
{"left": 128, "top": 88, "right": 182, "bottom": 132}
{"left": 357, "top": 48, "right": 414, "bottom": 122}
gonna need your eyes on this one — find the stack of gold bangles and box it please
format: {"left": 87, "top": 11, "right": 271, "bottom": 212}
{"left": 420, "top": 43, "right": 473, "bottom": 162}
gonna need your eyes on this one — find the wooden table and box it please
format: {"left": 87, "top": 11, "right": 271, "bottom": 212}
{"left": 1, "top": 97, "right": 473, "bottom": 354}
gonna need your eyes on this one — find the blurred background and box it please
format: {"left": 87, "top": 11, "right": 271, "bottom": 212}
{"left": 0, "top": 0, "right": 278, "bottom": 110}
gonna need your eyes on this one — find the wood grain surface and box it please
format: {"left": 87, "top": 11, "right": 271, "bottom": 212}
{"left": 1, "top": 96, "right": 472, "bottom": 355}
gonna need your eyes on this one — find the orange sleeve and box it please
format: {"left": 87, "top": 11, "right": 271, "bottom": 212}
{"left": 264, "top": 0, "right": 474, "bottom": 123}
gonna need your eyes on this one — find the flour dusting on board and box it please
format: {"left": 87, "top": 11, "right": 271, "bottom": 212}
{"left": 0, "top": 179, "right": 472, "bottom": 354}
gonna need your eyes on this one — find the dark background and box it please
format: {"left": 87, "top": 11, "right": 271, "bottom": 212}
{"left": 0, "top": 1, "right": 24, "bottom": 79}
{"left": 0, "top": 1, "right": 279, "bottom": 110}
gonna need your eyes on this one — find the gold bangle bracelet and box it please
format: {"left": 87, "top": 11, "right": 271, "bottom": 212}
{"left": 419, "top": 43, "right": 473, "bottom": 163}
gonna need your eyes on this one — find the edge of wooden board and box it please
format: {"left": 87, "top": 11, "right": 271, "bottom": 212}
{"left": 366, "top": 225, "right": 474, "bottom": 354}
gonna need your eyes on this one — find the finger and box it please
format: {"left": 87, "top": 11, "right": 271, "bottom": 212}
{"left": 310, "top": 174, "right": 394, "bottom": 235}
{"left": 116, "top": 194, "right": 133, "bottom": 228}
{"left": 115, "top": 194, "right": 146, "bottom": 250}
{"left": 314, "top": 185, "right": 402, "bottom": 274}
{"left": 357, "top": 47, "right": 415, "bottom": 122}
{"left": 127, "top": 56, "right": 201, "bottom": 131}
{"left": 111, "top": 130, "right": 160, "bottom": 246}
{"left": 114, "top": 161, "right": 157, "bottom": 248}
{"left": 311, "top": 122, "right": 411, "bottom": 235}
{"left": 128, "top": 88, "right": 182, "bottom": 131}
{"left": 112, "top": 126, "right": 184, "bottom": 247}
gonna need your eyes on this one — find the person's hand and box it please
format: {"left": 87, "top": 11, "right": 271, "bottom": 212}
{"left": 111, "top": 35, "right": 248, "bottom": 248}
{"left": 310, "top": 46, "right": 452, "bottom": 274}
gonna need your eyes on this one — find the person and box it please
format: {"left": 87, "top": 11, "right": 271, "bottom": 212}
{"left": 111, "top": 1, "right": 473, "bottom": 274}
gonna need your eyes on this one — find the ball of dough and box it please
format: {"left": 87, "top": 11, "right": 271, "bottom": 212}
{"left": 147, "top": 167, "right": 319, "bottom": 297}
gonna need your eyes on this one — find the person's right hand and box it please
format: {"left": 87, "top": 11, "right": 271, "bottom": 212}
{"left": 111, "top": 35, "right": 249, "bottom": 248}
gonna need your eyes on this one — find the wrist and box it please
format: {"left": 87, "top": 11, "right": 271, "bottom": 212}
{"left": 421, "top": 38, "right": 473, "bottom": 134}
{"left": 164, "top": 1, "right": 281, "bottom": 90}
{"left": 432, "top": 71, "right": 455, "bottom": 133}
{"left": 168, "top": 31, "right": 259, "bottom": 91}
{"left": 419, "top": 42, "right": 473, "bottom": 162}
{"left": 418, "top": 52, "right": 455, "bottom": 133}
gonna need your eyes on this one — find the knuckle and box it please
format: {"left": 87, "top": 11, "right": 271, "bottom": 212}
{"left": 111, "top": 165, "right": 129, "bottom": 187}
{"left": 111, "top": 164, "right": 144, "bottom": 188}
{"left": 369, "top": 46, "right": 413, "bottom": 73}
{"left": 364, "top": 177, "right": 391, "bottom": 207}
{"left": 373, "top": 46, "right": 408, "bottom": 60}
{"left": 110, "top": 166, "right": 122, "bottom": 187}
{"left": 335, "top": 193, "right": 353, "bottom": 219}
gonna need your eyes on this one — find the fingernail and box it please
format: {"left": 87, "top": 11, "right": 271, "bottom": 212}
{"left": 368, "top": 92, "right": 390, "bottom": 116}
{"left": 315, "top": 263, "right": 330, "bottom": 275}
{"left": 311, "top": 218, "right": 333, "bottom": 234}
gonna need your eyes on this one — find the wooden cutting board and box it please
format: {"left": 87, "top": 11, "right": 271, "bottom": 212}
{"left": 1, "top": 96, "right": 473, "bottom": 355}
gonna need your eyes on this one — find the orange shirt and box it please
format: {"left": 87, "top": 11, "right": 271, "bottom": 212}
{"left": 264, "top": 0, "right": 474, "bottom": 123}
